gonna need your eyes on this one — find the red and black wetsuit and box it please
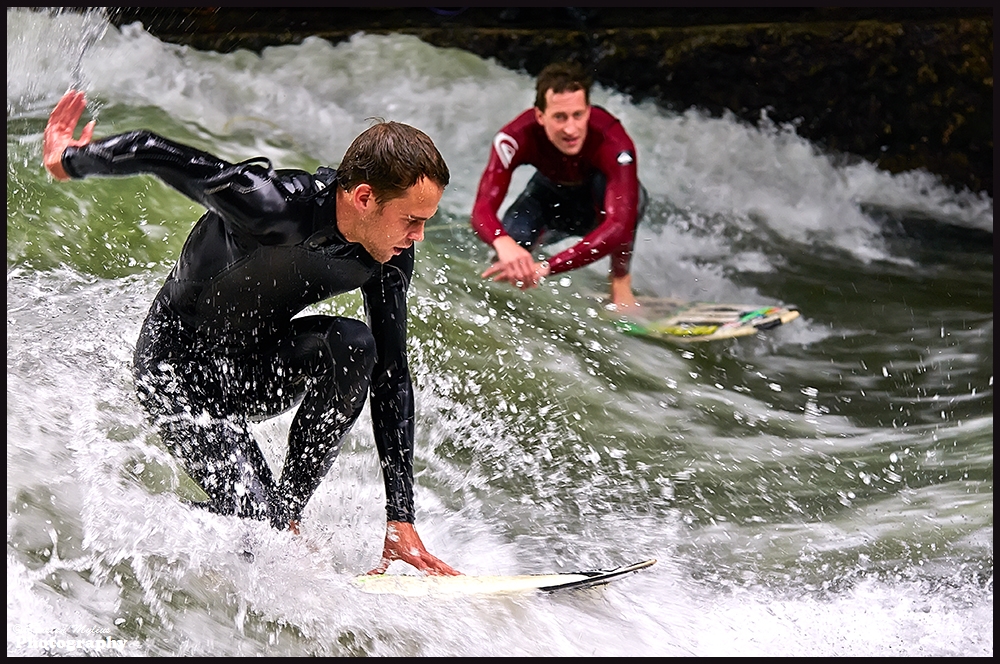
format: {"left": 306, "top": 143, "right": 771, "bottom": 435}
{"left": 62, "top": 130, "right": 418, "bottom": 528}
{"left": 470, "top": 106, "right": 646, "bottom": 278}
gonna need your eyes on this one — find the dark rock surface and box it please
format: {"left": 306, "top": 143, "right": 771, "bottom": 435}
{"left": 101, "top": 7, "right": 993, "bottom": 197}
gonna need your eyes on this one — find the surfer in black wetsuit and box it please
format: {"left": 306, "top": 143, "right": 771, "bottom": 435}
{"left": 43, "top": 90, "right": 459, "bottom": 576}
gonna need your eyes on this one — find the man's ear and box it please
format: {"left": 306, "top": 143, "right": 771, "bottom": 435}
{"left": 351, "top": 183, "right": 375, "bottom": 211}
{"left": 534, "top": 107, "right": 545, "bottom": 125}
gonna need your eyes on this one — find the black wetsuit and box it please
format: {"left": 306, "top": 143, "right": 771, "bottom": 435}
{"left": 62, "top": 131, "right": 417, "bottom": 528}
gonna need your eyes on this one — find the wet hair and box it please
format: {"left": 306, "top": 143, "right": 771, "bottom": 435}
{"left": 534, "top": 62, "right": 592, "bottom": 111}
{"left": 336, "top": 119, "right": 450, "bottom": 204}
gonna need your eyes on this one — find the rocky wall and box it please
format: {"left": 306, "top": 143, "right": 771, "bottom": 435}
{"left": 98, "top": 7, "right": 994, "bottom": 197}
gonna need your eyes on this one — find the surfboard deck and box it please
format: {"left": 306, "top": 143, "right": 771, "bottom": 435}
{"left": 354, "top": 559, "right": 656, "bottom": 597}
{"left": 602, "top": 295, "right": 800, "bottom": 344}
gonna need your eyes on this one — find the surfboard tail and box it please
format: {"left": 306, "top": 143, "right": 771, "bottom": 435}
{"left": 537, "top": 559, "right": 657, "bottom": 592}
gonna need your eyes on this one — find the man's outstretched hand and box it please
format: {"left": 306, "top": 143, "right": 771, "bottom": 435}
{"left": 366, "top": 521, "right": 461, "bottom": 576}
{"left": 44, "top": 90, "right": 95, "bottom": 181}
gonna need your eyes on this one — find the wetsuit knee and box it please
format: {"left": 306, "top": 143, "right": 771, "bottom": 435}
{"left": 636, "top": 182, "right": 649, "bottom": 224}
{"left": 284, "top": 316, "right": 376, "bottom": 384}
{"left": 501, "top": 200, "right": 545, "bottom": 248}
{"left": 334, "top": 317, "right": 377, "bottom": 368}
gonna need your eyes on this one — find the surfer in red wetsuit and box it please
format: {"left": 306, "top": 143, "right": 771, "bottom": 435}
{"left": 470, "top": 61, "right": 648, "bottom": 310}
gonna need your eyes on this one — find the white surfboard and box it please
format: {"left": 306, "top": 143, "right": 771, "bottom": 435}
{"left": 354, "top": 559, "right": 656, "bottom": 597}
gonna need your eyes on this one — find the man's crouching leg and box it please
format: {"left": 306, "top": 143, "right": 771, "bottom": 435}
{"left": 274, "top": 316, "right": 377, "bottom": 528}
{"left": 154, "top": 414, "right": 282, "bottom": 525}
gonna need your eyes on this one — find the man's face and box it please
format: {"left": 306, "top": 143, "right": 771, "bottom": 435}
{"left": 356, "top": 176, "right": 443, "bottom": 263}
{"left": 534, "top": 88, "right": 591, "bottom": 156}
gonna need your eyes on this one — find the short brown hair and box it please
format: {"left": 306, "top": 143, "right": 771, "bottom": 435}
{"left": 534, "top": 62, "right": 592, "bottom": 111}
{"left": 337, "top": 120, "right": 450, "bottom": 204}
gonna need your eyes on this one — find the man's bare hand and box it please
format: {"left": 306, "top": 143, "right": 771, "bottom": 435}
{"left": 608, "top": 272, "right": 639, "bottom": 312}
{"left": 482, "top": 236, "right": 536, "bottom": 286}
{"left": 366, "top": 521, "right": 461, "bottom": 576}
{"left": 482, "top": 236, "right": 550, "bottom": 290}
{"left": 43, "top": 90, "right": 95, "bottom": 181}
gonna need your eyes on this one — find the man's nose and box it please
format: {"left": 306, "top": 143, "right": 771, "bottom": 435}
{"left": 410, "top": 222, "right": 425, "bottom": 242}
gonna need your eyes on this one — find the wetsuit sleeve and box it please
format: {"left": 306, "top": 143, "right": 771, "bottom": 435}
{"left": 61, "top": 130, "right": 299, "bottom": 240}
{"left": 362, "top": 250, "right": 417, "bottom": 523}
{"left": 470, "top": 133, "right": 518, "bottom": 246}
{"left": 547, "top": 123, "right": 641, "bottom": 278}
